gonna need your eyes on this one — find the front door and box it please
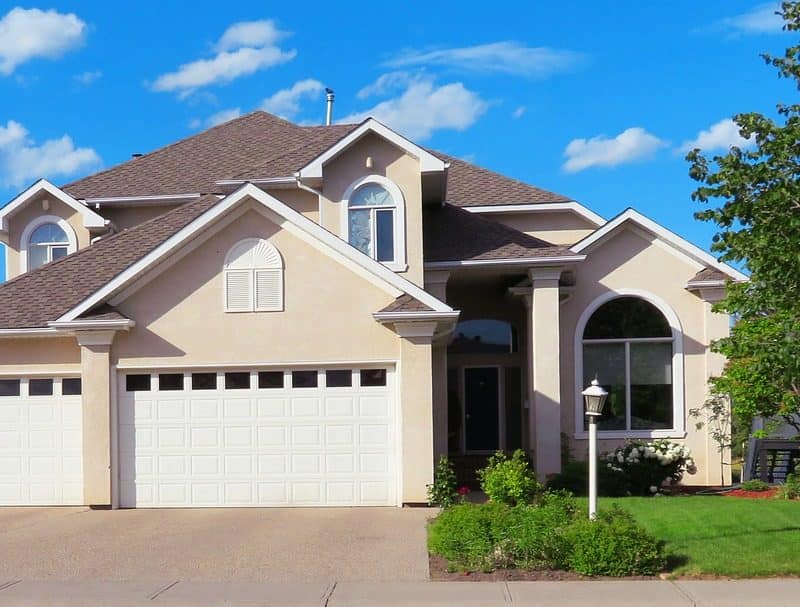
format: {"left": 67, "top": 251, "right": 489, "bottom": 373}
{"left": 464, "top": 367, "right": 500, "bottom": 452}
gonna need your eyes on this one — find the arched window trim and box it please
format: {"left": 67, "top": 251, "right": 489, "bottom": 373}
{"left": 573, "top": 289, "right": 685, "bottom": 439}
{"left": 340, "top": 175, "right": 407, "bottom": 272}
{"left": 223, "top": 238, "right": 284, "bottom": 313}
{"left": 20, "top": 215, "right": 78, "bottom": 273}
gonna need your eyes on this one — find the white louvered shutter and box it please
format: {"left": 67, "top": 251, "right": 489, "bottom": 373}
{"left": 225, "top": 270, "right": 252, "bottom": 311}
{"left": 254, "top": 268, "right": 283, "bottom": 311}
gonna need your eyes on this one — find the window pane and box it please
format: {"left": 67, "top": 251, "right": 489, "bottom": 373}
{"left": 375, "top": 209, "right": 394, "bottom": 262}
{"left": 584, "top": 297, "right": 672, "bottom": 339}
{"left": 29, "top": 378, "right": 53, "bottom": 396}
{"left": 126, "top": 374, "right": 151, "bottom": 392}
{"left": 192, "top": 373, "right": 217, "bottom": 390}
{"left": 630, "top": 342, "right": 673, "bottom": 429}
{"left": 30, "top": 223, "right": 68, "bottom": 244}
{"left": 583, "top": 343, "right": 626, "bottom": 431}
{"left": 29, "top": 244, "right": 48, "bottom": 269}
{"left": 62, "top": 378, "right": 82, "bottom": 395}
{"left": 51, "top": 246, "right": 68, "bottom": 261}
{"left": 326, "top": 370, "right": 352, "bottom": 387}
{"left": 449, "top": 320, "right": 515, "bottom": 354}
{"left": 350, "top": 183, "right": 393, "bottom": 207}
{"left": 0, "top": 379, "right": 20, "bottom": 396}
{"left": 225, "top": 372, "right": 250, "bottom": 389}
{"left": 258, "top": 371, "right": 284, "bottom": 389}
{"left": 158, "top": 373, "right": 184, "bottom": 391}
{"left": 348, "top": 209, "right": 371, "bottom": 255}
{"left": 292, "top": 370, "right": 318, "bottom": 388}
{"left": 360, "top": 369, "right": 386, "bottom": 387}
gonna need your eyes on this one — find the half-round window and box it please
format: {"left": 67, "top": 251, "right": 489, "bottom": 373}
{"left": 581, "top": 296, "right": 676, "bottom": 432}
{"left": 29, "top": 223, "right": 70, "bottom": 269}
{"left": 224, "top": 238, "right": 283, "bottom": 312}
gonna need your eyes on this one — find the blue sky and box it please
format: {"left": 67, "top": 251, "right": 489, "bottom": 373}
{"left": 0, "top": 2, "right": 794, "bottom": 280}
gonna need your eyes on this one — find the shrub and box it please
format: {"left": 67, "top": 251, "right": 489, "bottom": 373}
{"left": 777, "top": 473, "right": 800, "bottom": 499}
{"left": 427, "top": 502, "right": 511, "bottom": 571}
{"left": 427, "top": 456, "right": 458, "bottom": 507}
{"left": 604, "top": 440, "right": 696, "bottom": 496}
{"left": 547, "top": 460, "right": 630, "bottom": 497}
{"left": 741, "top": 479, "right": 770, "bottom": 492}
{"left": 566, "top": 506, "right": 666, "bottom": 576}
{"left": 478, "top": 449, "right": 542, "bottom": 505}
{"left": 506, "top": 491, "right": 578, "bottom": 570}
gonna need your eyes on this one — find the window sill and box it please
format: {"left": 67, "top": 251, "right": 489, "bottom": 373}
{"left": 572, "top": 429, "right": 687, "bottom": 440}
{"left": 382, "top": 261, "right": 408, "bottom": 272}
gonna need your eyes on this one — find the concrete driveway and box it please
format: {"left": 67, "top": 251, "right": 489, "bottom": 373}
{"left": 0, "top": 506, "right": 432, "bottom": 581}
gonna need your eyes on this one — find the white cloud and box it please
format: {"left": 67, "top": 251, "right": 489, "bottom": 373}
{"left": 679, "top": 118, "right": 754, "bottom": 153}
{"left": 74, "top": 70, "right": 102, "bottom": 85}
{"left": 260, "top": 79, "right": 324, "bottom": 118}
{"left": 207, "top": 108, "right": 243, "bottom": 127}
{"left": 0, "top": 7, "right": 86, "bottom": 75}
{"left": 512, "top": 106, "right": 526, "bottom": 119}
{"left": 357, "top": 71, "right": 415, "bottom": 99}
{"left": 0, "top": 120, "right": 100, "bottom": 188}
{"left": 562, "top": 127, "right": 667, "bottom": 173}
{"left": 151, "top": 19, "right": 295, "bottom": 96}
{"left": 341, "top": 77, "right": 488, "bottom": 140}
{"left": 716, "top": 3, "right": 783, "bottom": 35}
{"left": 385, "top": 41, "right": 584, "bottom": 78}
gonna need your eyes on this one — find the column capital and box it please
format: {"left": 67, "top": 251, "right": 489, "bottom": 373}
{"left": 528, "top": 267, "right": 563, "bottom": 282}
{"left": 75, "top": 330, "right": 117, "bottom": 348}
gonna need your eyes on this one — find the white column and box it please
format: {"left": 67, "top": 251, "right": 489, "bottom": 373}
{"left": 528, "top": 268, "right": 563, "bottom": 481}
{"left": 425, "top": 271, "right": 450, "bottom": 460}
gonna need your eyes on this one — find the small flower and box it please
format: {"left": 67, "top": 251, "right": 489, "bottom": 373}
{"left": 650, "top": 486, "right": 658, "bottom": 494}
{"left": 457, "top": 486, "right": 470, "bottom": 495}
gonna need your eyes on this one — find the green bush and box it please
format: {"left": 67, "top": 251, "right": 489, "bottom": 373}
{"left": 427, "top": 502, "right": 511, "bottom": 571}
{"left": 478, "top": 449, "right": 542, "bottom": 505}
{"left": 547, "top": 460, "right": 630, "bottom": 497}
{"left": 427, "top": 456, "right": 458, "bottom": 507}
{"left": 777, "top": 473, "right": 800, "bottom": 499}
{"left": 506, "top": 491, "right": 577, "bottom": 570}
{"left": 604, "top": 440, "right": 696, "bottom": 496}
{"left": 741, "top": 479, "right": 770, "bottom": 492}
{"left": 566, "top": 507, "right": 665, "bottom": 576}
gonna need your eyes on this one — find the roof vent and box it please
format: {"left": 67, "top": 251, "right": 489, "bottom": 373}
{"left": 325, "top": 88, "right": 334, "bottom": 126}
{"left": 131, "top": 153, "right": 143, "bottom": 159}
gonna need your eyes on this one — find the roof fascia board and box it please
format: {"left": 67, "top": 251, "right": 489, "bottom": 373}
{"left": 48, "top": 319, "right": 135, "bottom": 331}
{"left": 424, "top": 255, "right": 586, "bottom": 270}
{"left": 81, "top": 193, "right": 202, "bottom": 206}
{"left": 571, "top": 209, "right": 749, "bottom": 282}
{"left": 464, "top": 202, "right": 605, "bottom": 226}
{"left": 298, "top": 119, "right": 447, "bottom": 180}
{"left": 0, "top": 179, "right": 106, "bottom": 231}
{"left": 215, "top": 177, "right": 296, "bottom": 186}
{"left": 58, "top": 183, "right": 452, "bottom": 322}
{"left": 373, "top": 310, "right": 460, "bottom": 323}
{"left": 0, "top": 327, "right": 59, "bottom": 338}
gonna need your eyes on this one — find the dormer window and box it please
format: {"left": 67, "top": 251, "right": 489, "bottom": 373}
{"left": 21, "top": 216, "right": 77, "bottom": 272}
{"left": 342, "top": 176, "right": 407, "bottom": 271}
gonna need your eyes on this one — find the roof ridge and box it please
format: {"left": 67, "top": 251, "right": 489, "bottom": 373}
{"left": 62, "top": 111, "right": 301, "bottom": 195}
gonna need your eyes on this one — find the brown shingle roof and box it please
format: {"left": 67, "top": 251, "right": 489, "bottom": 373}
{"left": 424, "top": 204, "right": 573, "bottom": 263}
{"left": 0, "top": 194, "right": 220, "bottom": 328}
{"left": 78, "top": 304, "right": 129, "bottom": 321}
{"left": 689, "top": 267, "right": 728, "bottom": 283}
{"left": 377, "top": 294, "right": 434, "bottom": 313}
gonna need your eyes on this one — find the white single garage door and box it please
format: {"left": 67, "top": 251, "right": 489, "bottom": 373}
{"left": 0, "top": 376, "right": 83, "bottom": 505}
{"left": 118, "top": 367, "right": 397, "bottom": 507}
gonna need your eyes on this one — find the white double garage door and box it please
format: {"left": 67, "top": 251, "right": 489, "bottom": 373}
{"left": 118, "top": 366, "right": 398, "bottom": 508}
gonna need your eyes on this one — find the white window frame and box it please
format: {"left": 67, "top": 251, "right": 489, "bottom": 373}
{"left": 340, "top": 175, "right": 407, "bottom": 272}
{"left": 223, "top": 238, "right": 284, "bottom": 313}
{"left": 20, "top": 215, "right": 78, "bottom": 273}
{"left": 573, "top": 289, "right": 686, "bottom": 439}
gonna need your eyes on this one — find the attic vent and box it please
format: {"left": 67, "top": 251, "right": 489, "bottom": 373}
{"left": 224, "top": 238, "right": 284, "bottom": 313}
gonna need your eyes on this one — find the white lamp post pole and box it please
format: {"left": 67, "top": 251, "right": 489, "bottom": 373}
{"left": 582, "top": 377, "right": 608, "bottom": 521}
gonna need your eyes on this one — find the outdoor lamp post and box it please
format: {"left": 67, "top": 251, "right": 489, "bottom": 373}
{"left": 582, "top": 377, "right": 608, "bottom": 520}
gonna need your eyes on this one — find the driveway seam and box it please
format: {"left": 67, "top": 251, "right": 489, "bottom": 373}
{"left": 148, "top": 580, "right": 180, "bottom": 601}
{"left": 669, "top": 580, "right": 697, "bottom": 606}
{"left": 0, "top": 508, "right": 90, "bottom": 537}
{"left": 321, "top": 580, "right": 337, "bottom": 607}
{"left": 502, "top": 581, "right": 513, "bottom": 603}
{"left": 0, "top": 580, "right": 21, "bottom": 593}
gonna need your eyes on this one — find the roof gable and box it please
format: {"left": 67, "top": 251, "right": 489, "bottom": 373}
{"left": 0, "top": 179, "right": 106, "bottom": 231}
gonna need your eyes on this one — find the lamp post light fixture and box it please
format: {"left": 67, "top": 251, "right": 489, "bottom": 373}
{"left": 582, "top": 377, "right": 608, "bottom": 520}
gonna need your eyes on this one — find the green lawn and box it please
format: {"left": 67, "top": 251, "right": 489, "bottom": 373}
{"left": 597, "top": 496, "right": 800, "bottom": 577}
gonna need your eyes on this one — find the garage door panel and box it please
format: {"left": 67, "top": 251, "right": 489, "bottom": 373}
{"left": 119, "top": 367, "right": 396, "bottom": 507}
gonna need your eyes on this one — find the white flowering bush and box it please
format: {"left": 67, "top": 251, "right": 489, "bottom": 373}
{"left": 604, "top": 440, "right": 696, "bottom": 496}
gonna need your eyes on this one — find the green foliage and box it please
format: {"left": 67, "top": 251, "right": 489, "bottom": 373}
{"left": 427, "top": 456, "right": 458, "bottom": 508}
{"left": 566, "top": 507, "right": 666, "bottom": 577}
{"left": 686, "top": 2, "right": 800, "bottom": 432}
{"left": 777, "top": 472, "right": 800, "bottom": 499}
{"left": 478, "top": 449, "right": 542, "bottom": 506}
{"left": 427, "top": 502, "right": 511, "bottom": 571}
{"left": 506, "top": 492, "right": 578, "bottom": 570}
{"left": 741, "top": 479, "right": 770, "bottom": 492}
{"left": 547, "top": 460, "right": 630, "bottom": 497}
{"left": 604, "top": 441, "right": 696, "bottom": 496}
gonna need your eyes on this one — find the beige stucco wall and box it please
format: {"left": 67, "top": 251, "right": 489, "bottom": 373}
{"left": 100, "top": 204, "right": 181, "bottom": 231}
{"left": 4, "top": 193, "right": 91, "bottom": 279}
{"left": 268, "top": 188, "right": 320, "bottom": 222}
{"left": 0, "top": 337, "right": 80, "bottom": 373}
{"left": 319, "top": 133, "right": 424, "bottom": 286}
{"left": 489, "top": 211, "right": 597, "bottom": 246}
{"left": 560, "top": 228, "right": 726, "bottom": 485}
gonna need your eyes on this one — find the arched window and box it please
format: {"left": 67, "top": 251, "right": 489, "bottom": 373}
{"left": 449, "top": 319, "right": 518, "bottom": 354}
{"left": 224, "top": 238, "right": 283, "bottom": 312}
{"left": 342, "top": 176, "right": 406, "bottom": 270}
{"left": 577, "top": 294, "right": 683, "bottom": 434}
{"left": 21, "top": 216, "right": 78, "bottom": 272}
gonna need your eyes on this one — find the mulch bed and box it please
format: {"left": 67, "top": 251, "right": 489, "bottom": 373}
{"left": 724, "top": 487, "right": 780, "bottom": 499}
{"left": 428, "top": 554, "right": 656, "bottom": 582}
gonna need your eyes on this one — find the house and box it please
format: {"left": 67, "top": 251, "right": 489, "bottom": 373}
{"left": 0, "top": 111, "right": 745, "bottom": 508}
